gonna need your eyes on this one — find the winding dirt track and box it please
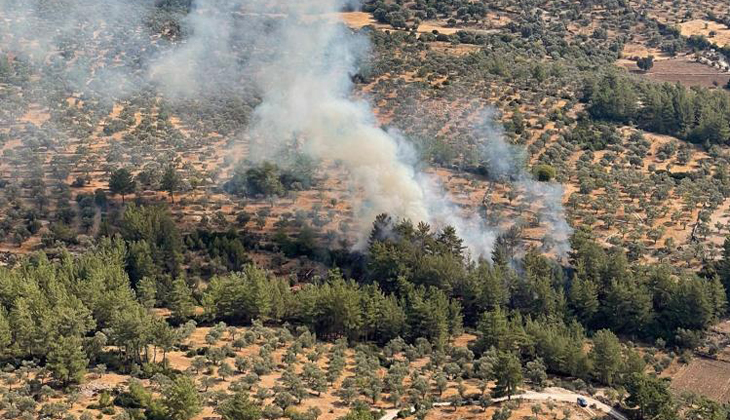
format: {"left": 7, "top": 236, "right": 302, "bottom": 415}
{"left": 378, "top": 387, "right": 628, "bottom": 420}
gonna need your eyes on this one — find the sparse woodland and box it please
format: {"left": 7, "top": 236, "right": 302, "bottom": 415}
{"left": 4, "top": 0, "right": 730, "bottom": 420}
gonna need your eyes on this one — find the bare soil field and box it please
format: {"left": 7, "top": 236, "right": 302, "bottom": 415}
{"left": 670, "top": 357, "right": 730, "bottom": 402}
{"left": 622, "top": 57, "right": 730, "bottom": 88}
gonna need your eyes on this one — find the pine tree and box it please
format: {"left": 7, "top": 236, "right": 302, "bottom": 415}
{"left": 127, "top": 240, "right": 157, "bottom": 287}
{"left": 658, "top": 93, "right": 676, "bottom": 134}
{"left": 0, "top": 309, "right": 12, "bottom": 358}
{"left": 9, "top": 298, "right": 38, "bottom": 357}
{"left": 588, "top": 71, "right": 638, "bottom": 123}
{"left": 718, "top": 237, "right": 730, "bottom": 303}
{"left": 603, "top": 279, "right": 653, "bottom": 335}
{"left": 568, "top": 276, "right": 599, "bottom": 326}
{"left": 245, "top": 265, "right": 273, "bottom": 321}
{"left": 161, "top": 164, "right": 182, "bottom": 203}
{"left": 108, "top": 303, "right": 154, "bottom": 362}
{"left": 625, "top": 373, "right": 675, "bottom": 420}
{"left": 162, "top": 376, "right": 202, "bottom": 420}
{"left": 590, "top": 329, "right": 622, "bottom": 386}
{"left": 152, "top": 319, "right": 177, "bottom": 364}
{"left": 369, "top": 213, "right": 393, "bottom": 245}
{"left": 169, "top": 278, "right": 195, "bottom": 322}
{"left": 53, "top": 297, "right": 96, "bottom": 341}
{"left": 217, "top": 392, "right": 261, "bottom": 420}
{"left": 47, "top": 335, "right": 89, "bottom": 386}
{"left": 493, "top": 351, "right": 522, "bottom": 399}
{"left": 109, "top": 168, "right": 135, "bottom": 204}
{"left": 437, "top": 226, "right": 465, "bottom": 257}
{"left": 666, "top": 276, "right": 714, "bottom": 331}
{"left": 675, "top": 88, "right": 695, "bottom": 136}
{"left": 474, "top": 263, "right": 509, "bottom": 311}
{"left": 709, "top": 276, "right": 728, "bottom": 319}
{"left": 376, "top": 293, "right": 406, "bottom": 343}
{"left": 474, "top": 306, "right": 509, "bottom": 353}
{"left": 137, "top": 276, "right": 158, "bottom": 309}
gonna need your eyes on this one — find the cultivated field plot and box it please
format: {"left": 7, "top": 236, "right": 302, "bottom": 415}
{"left": 670, "top": 357, "right": 730, "bottom": 402}
{"left": 623, "top": 57, "right": 730, "bottom": 88}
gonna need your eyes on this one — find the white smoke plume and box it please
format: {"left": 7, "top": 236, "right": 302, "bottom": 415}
{"left": 161, "top": 0, "right": 573, "bottom": 259}
{"left": 212, "top": 0, "right": 496, "bottom": 257}
{"left": 148, "top": 0, "right": 257, "bottom": 99}
{"left": 0, "top": 0, "right": 572, "bottom": 259}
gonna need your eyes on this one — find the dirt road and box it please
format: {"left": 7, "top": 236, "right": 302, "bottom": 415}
{"left": 378, "top": 387, "right": 627, "bottom": 420}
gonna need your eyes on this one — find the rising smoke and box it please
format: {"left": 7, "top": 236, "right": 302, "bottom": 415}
{"left": 226, "top": 0, "right": 571, "bottom": 258}
{"left": 148, "top": 0, "right": 261, "bottom": 99}
{"left": 234, "top": 0, "right": 502, "bottom": 256}
{"left": 0, "top": 0, "right": 572, "bottom": 259}
{"left": 475, "top": 112, "right": 573, "bottom": 258}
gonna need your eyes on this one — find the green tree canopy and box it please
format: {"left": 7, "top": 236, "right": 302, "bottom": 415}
{"left": 217, "top": 391, "right": 262, "bottom": 420}
{"left": 109, "top": 168, "right": 136, "bottom": 203}
{"left": 47, "top": 335, "right": 89, "bottom": 386}
{"left": 161, "top": 376, "right": 202, "bottom": 420}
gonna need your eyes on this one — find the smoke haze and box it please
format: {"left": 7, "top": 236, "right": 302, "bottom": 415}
{"left": 475, "top": 112, "right": 572, "bottom": 257}
{"left": 0, "top": 0, "right": 154, "bottom": 98}
{"left": 0, "top": 0, "right": 572, "bottom": 259}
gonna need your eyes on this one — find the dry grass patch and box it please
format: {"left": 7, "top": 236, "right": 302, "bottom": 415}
{"left": 680, "top": 19, "right": 730, "bottom": 47}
